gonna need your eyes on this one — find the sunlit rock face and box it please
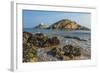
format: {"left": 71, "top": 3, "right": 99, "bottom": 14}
{"left": 48, "top": 19, "right": 90, "bottom": 30}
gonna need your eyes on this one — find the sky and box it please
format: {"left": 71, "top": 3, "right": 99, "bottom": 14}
{"left": 23, "top": 10, "right": 91, "bottom": 29}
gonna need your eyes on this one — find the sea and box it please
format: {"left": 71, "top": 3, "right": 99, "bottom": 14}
{"left": 24, "top": 28, "right": 91, "bottom": 41}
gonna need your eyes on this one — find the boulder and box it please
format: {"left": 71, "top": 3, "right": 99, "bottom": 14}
{"left": 64, "top": 36, "right": 87, "bottom": 41}
{"left": 63, "top": 45, "right": 81, "bottom": 58}
{"left": 23, "top": 32, "right": 60, "bottom": 48}
{"left": 23, "top": 32, "right": 33, "bottom": 44}
{"left": 47, "top": 47, "right": 64, "bottom": 60}
{"left": 50, "top": 37, "right": 60, "bottom": 45}
{"left": 23, "top": 43, "right": 38, "bottom": 62}
{"left": 47, "top": 44, "right": 81, "bottom": 60}
{"left": 47, "top": 47, "right": 57, "bottom": 57}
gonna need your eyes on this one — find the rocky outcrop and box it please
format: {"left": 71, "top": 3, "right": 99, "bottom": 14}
{"left": 23, "top": 32, "right": 60, "bottom": 62}
{"left": 23, "top": 32, "right": 33, "bottom": 44}
{"left": 33, "top": 19, "right": 90, "bottom": 30}
{"left": 48, "top": 19, "right": 90, "bottom": 30}
{"left": 63, "top": 45, "right": 81, "bottom": 58}
{"left": 34, "top": 23, "right": 49, "bottom": 29}
{"left": 47, "top": 44, "right": 81, "bottom": 60}
{"left": 23, "top": 32, "right": 38, "bottom": 62}
{"left": 23, "top": 32, "right": 60, "bottom": 48}
{"left": 23, "top": 43, "right": 38, "bottom": 62}
{"left": 47, "top": 47, "right": 64, "bottom": 60}
{"left": 64, "top": 36, "right": 87, "bottom": 41}
{"left": 23, "top": 32, "right": 90, "bottom": 62}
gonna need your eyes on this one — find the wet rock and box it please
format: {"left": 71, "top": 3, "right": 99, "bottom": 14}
{"left": 47, "top": 47, "right": 64, "bottom": 60}
{"left": 64, "top": 36, "right": 87, "bottom": 41}
{"left": 47, "top": 47, "right": 57, "bottom": 57}
{"left": 23, "top": 43, "right": 38, "bottom": 62}
{"left": 63, "top": 45, "right": 81, "bottom": 58}
{"left": 28, "top": 33, "right": 47, "bottom": 47}
{"left": 23, "top": 32, "right": 33, "bottom": 44}
{"left": 23, "top": 32, "right": 61, "bottom": 62}
{"left": 50, "top": 37, "right": 60, "bottom": 45}
{"left": 44, "top": 36, "right": 60, "bottom": 47}
{"left": 23, "top": 32, "right": 83, "bottom": 61}
{"left": 23, "top": 32, "right": 60, "bottom": 48}
{"left": 57, "top": 56, "right": 63, "bottom": 60}
{"left": 47, "top": 44, "right": 81, "bottom": 60}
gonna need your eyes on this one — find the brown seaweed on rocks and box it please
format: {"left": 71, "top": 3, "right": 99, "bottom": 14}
{"left": 23, "top": 32, "right": 60, "bottom": 48}
{"left": 47, "top": 45, "right": 81, "bottom": 60}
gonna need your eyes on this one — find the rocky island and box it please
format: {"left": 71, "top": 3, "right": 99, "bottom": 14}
{"left": 34, "top": 19, "right": 90, "bottom": 30}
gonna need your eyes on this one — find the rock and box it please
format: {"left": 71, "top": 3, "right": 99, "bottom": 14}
{"left": 50, "top": 37, "right": 60, "bottom": 45}
{"left": 48, "top": 19, "right": 90, "bottom": 30}
{"left": 34, "top": 33, "right": 45, "bottom": 38}
{"left": 23, "top": 32, "right": 83, "bottom": 61}
{"left": 45, "top": 37, "right": 60, "bottom": 47}
{"left": 47, "top": 44, "right": 82, "bottom": 60}
{"left": 47, "top": 47, "right": 57, "bottom": 57}
{"left": 47, "top": 47, "right": 64, "bottom": 60}
{"left": 23, "top": 32, "right": 33, "bottom": 44}
{"left": 23, "top": 32, "right": 39, "bottom": 62}
{"left": 64, "top": 36, "right": 87, "bottom": 41}
{"left": 63, "top": 45, "right": 81, "bottom": 58}
{"left": 23, "top": 43, "right": 38, "bottom": 62}
{"left": 24, "top": 32, "right": 60, "bottom": 48}
{"left": 34, "top": 23, "right": 49, "bottom": 29}
{"left": 23, "top": 32, "right": 60, "bottom": 48}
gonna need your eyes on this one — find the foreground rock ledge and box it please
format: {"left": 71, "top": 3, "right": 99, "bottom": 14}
{"left": 23, "top": 32, "right": 60, "bottom": 48}
{"left": 23, "top": 32, "right": 90, "bottom": 62}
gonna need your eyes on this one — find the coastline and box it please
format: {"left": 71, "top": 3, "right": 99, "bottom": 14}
{"left": 23, "top": 30, "right": 91, "bottom": 62}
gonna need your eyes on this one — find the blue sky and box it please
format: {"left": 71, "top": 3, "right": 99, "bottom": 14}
{"left": 23, "top": 10, "right": 91, "bottom": 29}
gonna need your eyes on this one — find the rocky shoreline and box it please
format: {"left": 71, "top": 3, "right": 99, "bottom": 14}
{"left": 23, "top": 31, "right": 91, "bottom": 62}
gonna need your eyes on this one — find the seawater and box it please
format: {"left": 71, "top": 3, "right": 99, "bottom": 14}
{"left": 24, "top": 28, "right": 91, "bottom": 40}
